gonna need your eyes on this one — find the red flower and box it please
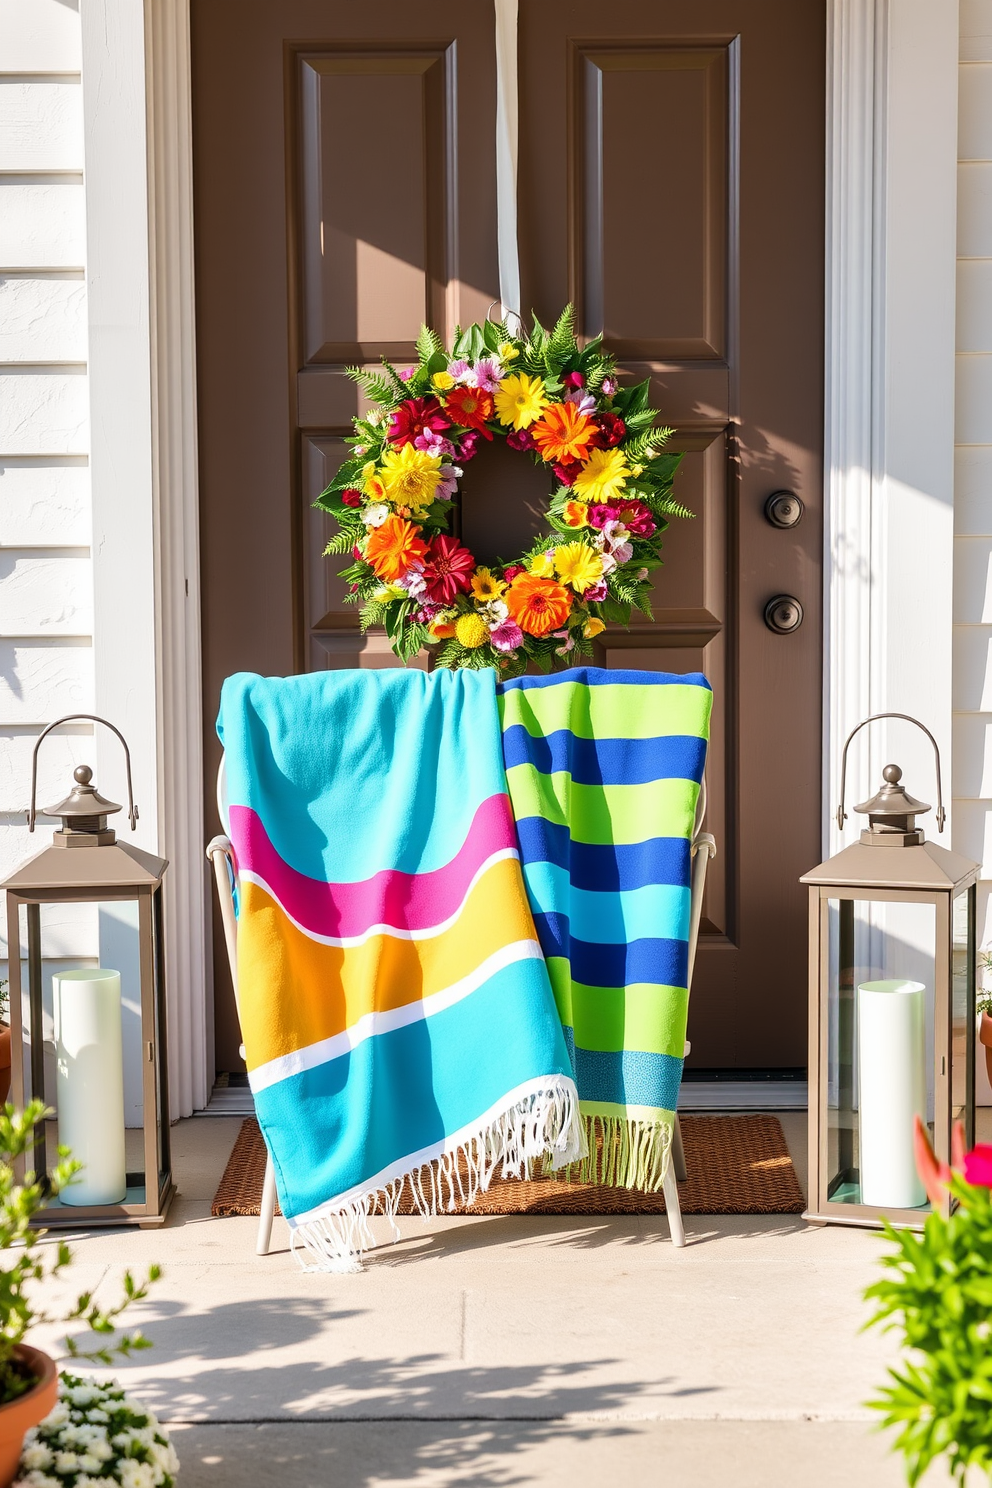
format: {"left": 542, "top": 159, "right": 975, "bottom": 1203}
{"left": 562, "top": 371, "right": 586, "bottom": 390}
{"left": 444, "top": 386, "right": 494, "bottom": 438}
{"left": 590, "top": 412, "right": 626, "bottom": 449}
{"left": 388, "top": 398, "right": 450, "bottom": 448}
{"left": 616, "top": 500, "right": 656, "bottom": 536}
{"left": 552, "top": 460, "right": 583, "bottom": 487}
{"left": 352, "top": 543, "right": 363, "bottom": 560}
{"left": 506, "top": 427, "right": 536, "bottom": 452}
{"left": 341, "top": 488, "right": 363, "bottom": 508}
{"left": 422, "top": 534, "right": 476, "bottom": 603}
{"left": 502, "top": 564, "right": 524, "bottom": 581}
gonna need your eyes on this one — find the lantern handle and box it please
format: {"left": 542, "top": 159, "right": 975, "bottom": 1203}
{"left": 27, "top": 714, "right": 138, "bottom": 833}
{"left": 836, "top": 712, "right": 945, "bottom": 834}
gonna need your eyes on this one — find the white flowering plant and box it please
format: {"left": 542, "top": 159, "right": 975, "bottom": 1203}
{"left": 16, "top": 1374, "right": 178, "bottom": 1488}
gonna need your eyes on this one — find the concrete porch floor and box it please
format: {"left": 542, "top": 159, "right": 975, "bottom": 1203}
{"left": 33, "top": 1111, "right": 972, "bottom": 1488}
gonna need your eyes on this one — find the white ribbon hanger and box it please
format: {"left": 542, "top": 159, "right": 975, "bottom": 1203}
{"left": 494, "top": 0, "right": 521, "bottom": 323}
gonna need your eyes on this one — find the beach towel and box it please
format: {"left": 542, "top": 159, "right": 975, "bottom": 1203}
{"left": 497, "top": 667, "right": 712, "bottom": 1189}
{"left": 217, "top": 669, "right": 582, "bottom": 1271}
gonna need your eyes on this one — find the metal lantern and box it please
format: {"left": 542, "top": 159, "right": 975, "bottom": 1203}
{"left": 2, "top": 715, "right": 173, "bottom": 1228}
{"left": 801, "top": 714, "right": 978, "bottom": 1229}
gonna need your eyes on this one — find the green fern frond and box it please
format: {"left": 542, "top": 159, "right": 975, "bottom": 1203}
{"left": 346, "top": 366, "right": 397, "bottom": 407}
{"left": 380, "top": 360, "right": 413, "bottom": 402}
{"left": 415, "top": 324, "right": 443, "bottom": 364}
{"left": 360, "top": 600, "right": 388, "bottom": 632}
{"left": 544, "top": 304, "right": 577, "bottom": 376}
{"left": 322, "top": 527, "right": 361, "bottom": 556}
{"left": 654, "top": 497, "right": 695, "bottom": 520}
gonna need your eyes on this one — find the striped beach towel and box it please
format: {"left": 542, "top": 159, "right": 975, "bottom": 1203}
{"left": 217, "top": 669, "right": 582, "bottom": 1270}
{"left": 497, "top": 668, "right": 712, "bottom": 1189}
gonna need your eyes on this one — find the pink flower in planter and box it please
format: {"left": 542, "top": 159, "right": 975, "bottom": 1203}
{"left": 963, "top": 1144, "right": 992, "bottom": 1188}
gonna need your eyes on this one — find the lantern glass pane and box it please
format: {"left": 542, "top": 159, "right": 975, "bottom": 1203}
{"left": 951, "top": 885, "right": 976, "bottom": 1148}
{"left": 825, "top": 896, "right": 935, "bottom": 1211}
{"left": 21, "top": 896, "right": 154, "bottom": 1212}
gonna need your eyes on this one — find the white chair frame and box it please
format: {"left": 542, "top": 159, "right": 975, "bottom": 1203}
{"left": 206, "top": 759, "right": 716, "bottom": 1253}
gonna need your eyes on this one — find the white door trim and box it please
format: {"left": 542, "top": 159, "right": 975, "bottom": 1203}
{"left": 80, "top": 0, "right": 958, "bottom": 1108}
{"left": 823, "top": 0, "right": 958, "bottom": 858}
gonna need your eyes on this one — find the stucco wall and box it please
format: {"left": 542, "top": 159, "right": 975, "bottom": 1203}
{"left": 955, "top": 0, "right": 992, "bottom": 951}
{"left": 0, "top": 0, "right": 99, "bottom": 1023}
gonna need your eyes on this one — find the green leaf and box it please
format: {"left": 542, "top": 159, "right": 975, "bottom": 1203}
{"left": 416, "top": 323, "right": 443, "bottom": 363}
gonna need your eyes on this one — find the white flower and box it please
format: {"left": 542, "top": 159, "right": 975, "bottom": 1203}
{"left": 79, "top": 1454, "right": 104, "bottom": 1473}
{"left": 41, "top": 1403, "right": 69, "bottom": 1429}
{"left": 360, "top": 503, "right": 389, "bottom": 528}
{"left": 86, "top": 1409, "right": 110, "bottom": 1424}
{"left": 14, "top": 1472, "right": 62, "bottom": 1488}
{"left": 396, "top": 566, "right": 426, "bottom": 598}
{"left": 19, "top": 1444, "right": 53, "bottom": 1471}
{"left": 366, "top": 409, "right": 387, "bottom": 427}
{"left": 612, "top": 541, "right": 633, "bottom": 565}
{"left": 119, "top": 1459, "right": 157, "bottom": 1488}
{"left": 483, "top": 599, "right": 509, "bottom": 627}
{"left": 353, "top": 444, "right": 367, "bottom": 456}
{"left": 65, "top": 1385, "right": 101, "bottom": 1407}
{"left": 599, "top": 551, "right": 617, "bottom": 575}
{"left": 53, "top": 1451, "right": 80, "bottom": 1473}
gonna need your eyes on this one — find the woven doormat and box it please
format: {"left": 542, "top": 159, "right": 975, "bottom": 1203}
{"left": 211, "top": 1114, "right": 805, "bottom": 1217}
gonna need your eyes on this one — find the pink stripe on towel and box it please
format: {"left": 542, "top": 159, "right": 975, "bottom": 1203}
{"left": 228, "top": 793, "right": 518, "bottom": 940}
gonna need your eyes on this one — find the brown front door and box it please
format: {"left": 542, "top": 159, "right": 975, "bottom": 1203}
{"left": 192, "top": 0, "right": 824, "bottom": 1075}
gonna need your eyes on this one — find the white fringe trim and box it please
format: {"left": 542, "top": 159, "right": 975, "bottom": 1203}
{"left": 289, "top": 1074, "right": 583, "bottom": 1274}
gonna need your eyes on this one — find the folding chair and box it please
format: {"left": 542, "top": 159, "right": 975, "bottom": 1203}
{"left": 206, "top": 758, "right": 716, "bottom": 1253}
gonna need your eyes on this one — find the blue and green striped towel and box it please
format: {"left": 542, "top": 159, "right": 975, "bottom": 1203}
{"left": 497, "top": 667, "right": 712, "bottom": 1189}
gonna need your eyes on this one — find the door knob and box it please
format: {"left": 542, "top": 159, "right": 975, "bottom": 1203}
{"left": 764, "top": 594, "right": 804, "bottom": 634}
{"left": 764, "top": 491, "right": 804, "bottom": 528}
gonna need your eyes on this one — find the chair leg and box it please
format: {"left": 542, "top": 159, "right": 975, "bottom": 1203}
{"left": 663, "top": 1160, "right": 686, "bottom": 1247}
{"left": 672, "top": 1114, "right": 687, "bottom": 1183}
{"left": 257, "top": 1153, "right": 277, "bottom": 1256}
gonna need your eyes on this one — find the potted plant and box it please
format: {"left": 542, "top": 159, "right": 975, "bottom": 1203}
{"left": 0, "top": 1102, "right": 163, "bottom": 1488}
{"left": 864, "top": 1119, "right": 992, "bottom": 1485}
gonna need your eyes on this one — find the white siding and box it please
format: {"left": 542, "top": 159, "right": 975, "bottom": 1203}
{"left": 0, "top": 1, "right": 95, "bottom": 981}
{"left": 955, "top": 1, "right": 992, "bottom": 949}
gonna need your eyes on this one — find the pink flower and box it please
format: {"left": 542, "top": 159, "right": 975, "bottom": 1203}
{"left": 601, "top": 376, "right": 618, "bottom": 397}
{"left": 400, "top": 367, "right": 416, "bottom": 380}
{"left": 471, "top": 357, "right": 504, "bottom": 393}
{"left": 448, "top": 359, "right": 471, "bottom": 382}
{"left": 506, "top": 427, "right": 536, "bottom": 452}
{"left": 435, "top": 465, "right": 461, "bottom": 500}
{"left": 490, "top": 620, "right": 524, "bottom": 652}
{"left": 458, "top": 430, "right": 481, "bottom": 462}
{"left": 616, "top": 500, "right": 656, "bottom": 536}
{"left": 414, "top": 601, "right": 441, "bottom": 623}
{"left": 589, "top": 504, "right": 620, "bottom": 530}
{"left": 584, "top": 579, "right": 608, "bottom": 602}
{"left": 562, "top": 371, "right": 586, "bottom": 390}
{"left": 612, "top": 540, "right": 634, "bottom": 565}
{"left": 565, "top": 390, "right": 597, "bottom": 417}
{"left": 415, "top": 429, "right": 456, "bottom": 457}
{"left": 388, "top": 397, "right": 450, "bottom": 448}
{"left": 963, "top": 1145, "right": 992, "bottom": 1187}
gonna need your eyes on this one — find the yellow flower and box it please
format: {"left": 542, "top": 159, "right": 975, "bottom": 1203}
{"left": 362, "top": 461, "right": 376, "bottom": 481}
{"left": 494, "top": 372, "right": 548, "bottom": 430}
{"left": 470, "top": 567, "right": 507, "bottom": 603}
{"left": 630, "top": 464, "right": 644, "bottom": 478}
{"left": 432, "top": 370, "right": 455, "bottom": 391}
{"left": 572, "top": 447, "right": 631, "bottom": 504}
{"left": 553, "top": 542, "right": 605, "bottom": 594}
{"left": 562, "top": 501, "right": 589, "bottom": 528}
{"left": 364, "top": 474, "right": 386, "bottom": 501}
{"left": 498, "top": 341, "right": 520, "bottom": 362}
{"left": 378, "top": 443, "right": 442, "bottom": 510}
{"left": 374, "top": 584, "right": 406, "bottom": 602}
{"left": 456, "top": 612, "right": 489, "bottom": 648}
{"left": 528, "top": 551, "right": 556, "bottom": 578}
{"left": 583, "top": 617, "right": 606, "bottom": 639}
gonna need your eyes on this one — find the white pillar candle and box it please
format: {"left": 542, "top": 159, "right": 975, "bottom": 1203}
{"left": 53, "top": 969, "right": 127, "bottom": 1206}
{"left": 857, "top": 979, "right": 927, "bottom": 1209}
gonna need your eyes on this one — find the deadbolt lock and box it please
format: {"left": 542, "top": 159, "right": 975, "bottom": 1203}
{"left": 764, "top": 594, "right": 804, "bottom": 634}
{"left": 764, "top": 490, "right": 805, "bottom": 529}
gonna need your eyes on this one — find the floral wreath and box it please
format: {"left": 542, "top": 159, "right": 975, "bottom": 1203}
{"left": 316, "top": 306, "right": 692, "bottom": 676}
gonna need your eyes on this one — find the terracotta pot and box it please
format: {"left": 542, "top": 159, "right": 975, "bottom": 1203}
{"left": 0, "top": 1025, "right": 11, "bottom": 1107}
{"left": 0, "top": 1346, "right": 57, "bottom": 1487}
{"left": 980, "top": 1011, "right": 992, "bottom": 1091}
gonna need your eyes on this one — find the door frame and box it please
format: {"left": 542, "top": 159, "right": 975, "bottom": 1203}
{"left": 79, "top": 0, "right": 959, "bottom": 1113}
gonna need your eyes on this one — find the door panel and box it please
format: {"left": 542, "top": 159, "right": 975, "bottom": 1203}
{"left": 193, "top": 0, "right": 824, "bottom": 1074}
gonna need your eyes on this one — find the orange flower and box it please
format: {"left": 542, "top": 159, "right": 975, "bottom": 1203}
{"left": 365, "top": 516, "right": 428, "bottom": 581}
{"left": 530, "top": 402, "right": 596, "bottom": 465}
{"left": 505, "top": 572, "right": 573, "bottom": 637}
{"left": 562, "top": 500, "right": 589, "bottom": 528}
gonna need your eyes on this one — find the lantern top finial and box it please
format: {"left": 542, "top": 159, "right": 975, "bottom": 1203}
{"left": 42, "top": 762, "right": 122, "bottom": 846}
{"left": 854, "top": 760, "right": 930, "bottom": 845}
